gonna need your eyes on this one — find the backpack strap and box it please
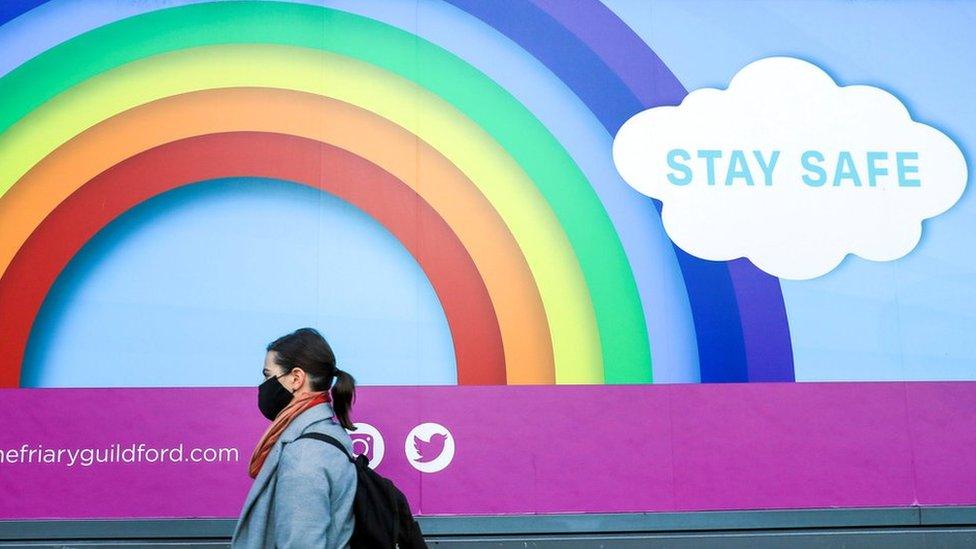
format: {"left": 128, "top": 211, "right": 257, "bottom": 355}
{"left": 295, "top": 432, "right": 356, "bottom": 464}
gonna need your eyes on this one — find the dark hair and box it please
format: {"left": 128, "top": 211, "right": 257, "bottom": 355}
{"left": 266, "top": 327, "right": 357, "bottom": 430}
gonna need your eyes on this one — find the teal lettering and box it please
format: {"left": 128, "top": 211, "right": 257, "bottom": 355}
{"left": 801, "top": 151, "right": 826, "bottom": 187}
{"left": 725, "top": 150, "right": 754, "bottom": 186}
{"left": 753, "top": 150, "right": 780, "bottom": 186}
{"left": 697, "top": 150, "right": 722, "bottom": 186}
{"left": 832, "top": 151, "right": 862, "bottom": 187}
{"left": 897, "top": 152, "right": 920, "bottom": 186}
{"left": 866, "top": 151, "right": 888, "bottom": 187}
{"left": 666, "top": 149, "right": 693, "bottom": 185}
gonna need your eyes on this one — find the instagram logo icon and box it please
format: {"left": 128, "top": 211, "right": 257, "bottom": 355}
{"left": 346, "top": 422, "right": 384, "bottom": 469}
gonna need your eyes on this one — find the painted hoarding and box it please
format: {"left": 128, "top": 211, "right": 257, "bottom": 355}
{"left": 0, "top": 0, "right": 973, "bottom": 518}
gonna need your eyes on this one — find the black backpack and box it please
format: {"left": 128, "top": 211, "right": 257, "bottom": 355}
{"left": 296, "top": 432, "right": 427, "bottom": 549}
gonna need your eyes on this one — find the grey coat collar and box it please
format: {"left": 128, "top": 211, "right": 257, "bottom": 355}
{"left": 279, "top": 401, "right": 336, "bottom": 443}
{"left": 235, "top": 402, "right": 336, "bottom": 533}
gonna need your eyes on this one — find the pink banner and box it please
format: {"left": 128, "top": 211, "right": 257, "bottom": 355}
{"left": 0, "top": 382, "right": 974, "bottom": 519}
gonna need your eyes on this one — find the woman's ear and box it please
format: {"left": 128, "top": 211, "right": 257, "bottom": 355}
{"left": 289, "top": 368, "right": 304, "bottom": 392}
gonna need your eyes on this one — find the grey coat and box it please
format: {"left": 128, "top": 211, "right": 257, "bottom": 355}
{"left": 232, "top": 402, "right": 357, "bottom": 548}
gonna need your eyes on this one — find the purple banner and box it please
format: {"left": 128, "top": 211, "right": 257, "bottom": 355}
{"left": 0, "top": 383, "right": 974, "bottom": 519}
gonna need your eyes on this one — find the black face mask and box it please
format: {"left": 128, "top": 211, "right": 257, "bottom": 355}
{"left": 258, "top": 374, "right": 295, "bottom": 421}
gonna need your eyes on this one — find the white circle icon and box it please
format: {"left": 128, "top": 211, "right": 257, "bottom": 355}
{"left": 405, "top": 422, "right": 455, "bottom": 473}
{"left": 346, "top": 422, "right": 384, "bottom": 469}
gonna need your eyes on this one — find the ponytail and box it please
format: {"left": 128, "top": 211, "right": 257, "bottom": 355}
{"left": 331, "top": 368, "right": 357, "bottom": 430}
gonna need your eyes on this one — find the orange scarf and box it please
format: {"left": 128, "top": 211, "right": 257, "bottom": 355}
{"left": 248, "top": 390, "right": 331, "bottom": 478}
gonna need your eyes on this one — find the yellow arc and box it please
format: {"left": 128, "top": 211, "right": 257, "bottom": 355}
{"left": 0, "top": 44, "right": 602, "bottom": 383}
{"left": 1, "top": 88, "right": 556, "bottom": 384}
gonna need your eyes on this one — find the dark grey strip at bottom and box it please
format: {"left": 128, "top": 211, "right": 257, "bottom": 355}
{"left": 0, "top": 507, "right": 974, "bottom": 543}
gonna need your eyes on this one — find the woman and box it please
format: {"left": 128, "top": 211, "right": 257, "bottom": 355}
{"left": 232, "top": 327, "right": 358, "bottom": 548}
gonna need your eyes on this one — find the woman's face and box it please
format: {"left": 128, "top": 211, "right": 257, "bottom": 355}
{"left": 261, "top": 351, "right": 308, "bottom": 393}
{"left": 261, "top": 351, "right": 285, "bottom": 384}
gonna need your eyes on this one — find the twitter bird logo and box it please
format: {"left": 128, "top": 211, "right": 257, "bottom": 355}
{"left": 413, "top": 433, "right": 448, "bottom": 463}
{"left": 405, "top": 423, "right": 455, "bottom": 473}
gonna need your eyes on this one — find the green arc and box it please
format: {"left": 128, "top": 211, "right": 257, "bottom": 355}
{"left": 0, "top": 1, "right": 652, "bottom": 383}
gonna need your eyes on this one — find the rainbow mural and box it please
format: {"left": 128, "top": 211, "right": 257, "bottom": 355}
{"left": 0, "top": 0, "right": 795, "bottom": 388}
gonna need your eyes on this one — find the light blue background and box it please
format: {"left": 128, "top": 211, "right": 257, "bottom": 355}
{"left": 22, "top": 1, "right": 975, "bottom": 386}
{"left": 13, "top": 0, "right": 703, "bottom": 387}
{"left": 604, "top": 0, "right": 976, "bottom": 380}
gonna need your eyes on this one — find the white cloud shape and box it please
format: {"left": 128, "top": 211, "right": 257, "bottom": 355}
{"left": 612, "top": 56, "right": 967, "bottom": 280}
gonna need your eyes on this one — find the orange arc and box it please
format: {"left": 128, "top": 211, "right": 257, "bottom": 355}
{"left": 0, "top": 87, "right": 555, "bottom": 384}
